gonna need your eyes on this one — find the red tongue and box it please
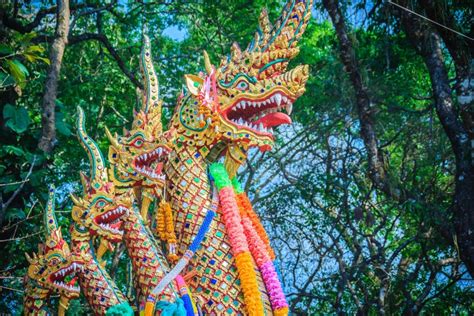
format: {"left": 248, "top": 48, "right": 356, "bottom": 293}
{"left": 68, "top": 277, "right": 77, "bottom": 286}
{"left": 255, "top": 112, "right": 292, "bottom": 128}
{"left": 110, "top": 221, "right": 122, "bottom": 229}
{"left": 154, "top": 162, "right": 163, "bottom": 174}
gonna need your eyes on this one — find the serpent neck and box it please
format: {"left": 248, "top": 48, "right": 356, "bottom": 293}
{"left": 71, "top": 228, "right": 128, "bottom": 315}
{"left": 165, "top": 148, "right": 273, "bottom": 314}
{"left": 122, "top": 203, "right": 178, "bottom": 310}
{"left": 23, "top": 281, "right": 50, "bottom": 316}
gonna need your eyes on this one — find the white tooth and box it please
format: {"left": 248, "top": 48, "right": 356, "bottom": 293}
{"left": 242, "top": 102, "right": 246, "bottom": 109}
{"left": 238, "top": 118, "right": 243, "bottom": 125}
{"left": 258, "top": 123, "right": 264, "bottom": 131}
{"left": 287, "top": 102, "right": 293, "bottom": 115}
{"left": 282, "top": 96, "right": 288, "bottom": 103}
{"left": 275, "top": 94, "right": 282, "bottom": 106}
{"left": 158, "top": 148, "right": 162, "bottom": 155}
{"left": 270, "top": 96, "right": 275, "bottom": 103}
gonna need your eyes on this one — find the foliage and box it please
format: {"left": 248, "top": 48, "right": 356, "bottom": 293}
{"left": 0, "top": 0, "right": 473, "bottom": 315}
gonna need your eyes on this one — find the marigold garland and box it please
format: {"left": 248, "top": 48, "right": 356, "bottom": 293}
{"left": 233, "top": 177, "right": 288, "bottom": 314}
{"left": 209, "top": 163, "right": 264, "bottom": 316}
{"left": 155, "top": 200, "right": 178, "bottom": 262}
{"left": 236, "top": 193, "right": 276, "bottom": 260}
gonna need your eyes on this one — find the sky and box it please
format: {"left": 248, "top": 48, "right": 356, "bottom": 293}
{"left": 162, "top": 25, "right": 188, "bottom": 42}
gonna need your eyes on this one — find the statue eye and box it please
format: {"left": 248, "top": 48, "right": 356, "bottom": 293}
{"left": 236, "top": 80, "right": 249, "bottom": 91}
{"left": 95, "top": 200, "right": 106, "bottom": 208}
{"left": 131, "top": 138, "right": 144, "bottom": 148}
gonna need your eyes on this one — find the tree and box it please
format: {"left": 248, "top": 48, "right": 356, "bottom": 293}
{"left": 0, "top": 1, "right": 473, "bottom": 314}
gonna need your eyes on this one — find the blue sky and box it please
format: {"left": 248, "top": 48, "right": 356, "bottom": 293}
{"left": 162, "top": 25, "right": 188, "bottom": 42}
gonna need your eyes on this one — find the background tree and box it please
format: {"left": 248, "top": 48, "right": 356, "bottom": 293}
{"left": 0, "top": 0, "right": 473, "bottom": 314}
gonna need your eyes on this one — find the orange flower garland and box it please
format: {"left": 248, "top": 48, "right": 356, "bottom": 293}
{"left": 155, "top": 200, "right": 179, "bottom": 262}
{"left": 210, "top": 163, "right": 264, "bottom": 316}
{"left": 233, "top": 178, "right": 288, "bottom": 315}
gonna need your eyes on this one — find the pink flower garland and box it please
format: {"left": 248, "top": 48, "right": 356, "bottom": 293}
{"left": 241, "top": 212, "right": 288, "bottom": 313}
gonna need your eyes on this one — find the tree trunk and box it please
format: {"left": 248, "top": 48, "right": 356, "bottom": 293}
{"left": 394, "top": 4, "right": 474, "bottom": 277}
{"left": 38, "top": 0, "right": 70, "bottom": 153}
{"left": 322, "top": 0, "right": 400, "bottom": 201}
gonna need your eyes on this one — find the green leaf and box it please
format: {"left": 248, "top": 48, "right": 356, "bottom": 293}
{"left": 3, "top": 104, "right": 31, "bottom": 133}
{"left": 55, "top": 110, "right": 72, "bottom": 136}
{"left": 0, "top": 71, "right": 15, "bottom": 88}
{"left": 5, "top": 208, "right": 26, "bottom": 221}
{"left": 25, "top": 45, "right": 45, "bottom": 54}
{"left": 6, "top": 59, "right": 29, "bottom": 86}
{"left": 0, "top": 44, "right": 13, "bottom": 55}
{"left": 4, "top": 145, "right": 25, "bottom": 157}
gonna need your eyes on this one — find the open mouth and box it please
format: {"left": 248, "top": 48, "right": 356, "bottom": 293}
{"left": 132, "top": 146, "right": 170, "bottom": 180}
{"left": 50, "top": 262, "right": 82, "bottom": 293}
{"left": 94, "top": 205, "right": 128, "bottom": 235}
{"left": 223, "top": 91, "right": 294, "bottom": 136}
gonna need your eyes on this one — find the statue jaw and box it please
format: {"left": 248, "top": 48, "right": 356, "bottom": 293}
{"left": 71, "top": 193, "right": 130, "bottom": 243}
{"left": 131, "top": 144, "right": 170, "bottom": 182}
{"left": 25, "top": 230, "right": 84, "bottom": 301}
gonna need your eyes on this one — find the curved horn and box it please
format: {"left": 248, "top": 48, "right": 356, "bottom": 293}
{"left": 140, "top": 25, "right": 161, "bottom": 117}
{"left": 44, "top": 185, "right": 59, "bottom": 234}
{"left": 230, "top": 42, "right": 242, "bottom": 62}
{"left": 70, "top": 193, "right": 83, "bottom": 206}
{"left": 249, "top": 0, "right": 313, "bottom": 53}
{"left": 76, "top": 106, "right": 108, "bottom": 189}
{"left": 79, "top": 171, "right": 90, "bottom": 194}
{"left": 25, "top": 252, "right": 34, "bottom": 264}
{"left": 105, "top": 126, "right": 120, "bottom": 148}
{"left": 203, "top": 50, "right": 213, "bottom": 74}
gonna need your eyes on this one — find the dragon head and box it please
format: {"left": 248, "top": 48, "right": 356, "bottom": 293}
{"left": 71, "top": 107, "right": 130, "bottom": 242}
{"left": 171, "top": 0, "right": 312, "bottom": 169}
{"left": 25, "top": 186, "right": 83, "bottom": 300}
{"left": 107, "top": 31, "right": 172, "bottom": 190}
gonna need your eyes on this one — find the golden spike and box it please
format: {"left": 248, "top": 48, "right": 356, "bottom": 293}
{"left": 105, "top": 126, "right": 120, "bottom": 148}
{"left": 76, "top": 106, "right": 108, "bottom": 186}
{"left": 140, "top": 29, "right": 161, "bottom": 116}
{"left": 259, "top": 8, "right": 272, "bottom": 46}
{"left": 70, "top": 193, "right": 82, "bottom": 206}
{"left": 25, "top": 252, "right": 34, "bottom": 264}
{"left": 45, "top": 185, "right": 59, "bottom": 234}
{"left": 230, "top": 42, "right": 242, "bottom": 62}
{"left": 203, "top": 50, "right": 213, "bottom": 74}
{"left": 58, "top": 296, "right": 70, "bottom": 316}
{"left": 79, "top": 171, "right": 89, "bottom": 194}
{"left": 96, "top": 239, "right": 109, "bottom": 264}
{"left": 141, "top": 195, "right": 152, "bottom": 223}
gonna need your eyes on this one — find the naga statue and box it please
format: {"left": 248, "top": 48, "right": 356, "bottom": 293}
{"left": 23, "top": 1, "right": 312, "bottom": 315}
{"left": 24, "top": 187, "right": 83, "bottom": 316}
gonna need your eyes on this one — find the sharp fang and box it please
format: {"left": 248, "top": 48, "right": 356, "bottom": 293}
{"left": 275, "top": 93, "right": 282, "bottom": 106}
{"left": 287, "top": 102, "right": 293, "bottom": 115}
